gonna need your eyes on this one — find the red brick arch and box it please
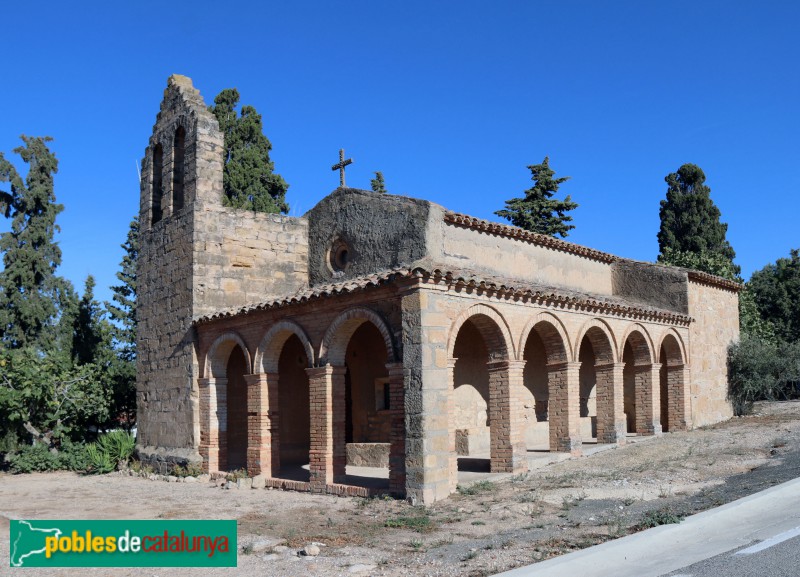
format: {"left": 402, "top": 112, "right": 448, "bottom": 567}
{"left": 518, "top": 312, "right": 570, "bottom": 364}
{"left": 573, "top": 319, "right": 617, "bottom": 364}
{"left": 447, "top": 303, "right": 515, "bottom": 360}
{"left": 658, "top": 330, "right": 686, "bottom": 367}
{"left": 204, "top": 331, "right": 251, "bottom": 378}
{"left": 619, "top": 324, "right": 655, "bottom": 366}
{"left": 319, "top": 307, "right": 397, "bottom": 365}
{"left": 254, "top": 320, "right": 315, "bottom": 373}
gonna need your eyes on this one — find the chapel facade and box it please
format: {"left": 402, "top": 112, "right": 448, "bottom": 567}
{"left": 135, "top": 75, "right": 740, "bottom": 504}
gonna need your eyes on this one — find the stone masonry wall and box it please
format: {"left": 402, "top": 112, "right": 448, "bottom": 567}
{"left": 687, "top": 280, "right": 739, "bottom": 427}
{"left": 193, "top": 207, "right": 308, "bottom": 316}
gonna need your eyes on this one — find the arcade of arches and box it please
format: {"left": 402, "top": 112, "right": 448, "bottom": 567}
{"left": 196, "top": 299, "right": 690, "bottom": 501}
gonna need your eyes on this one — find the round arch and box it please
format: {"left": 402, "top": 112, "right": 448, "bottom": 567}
{"left": 619, "top": 323, "right": 655, "bottom": 365}
{"left": 573, "top": 318, "right": 617, "bottom": 364}
{"left": 447, "top": 303, "right": 515, "bottom": 360}
{"left": 518, "top": 312, "right": 570, "bottom": 363}
{"left": 254, "top": 320, "right": 315, "bottom": 374}
{"left": 204, "top": 331, "right": 251, "bottom": 378}
{"left": 658, "top": 330, "right": 687, "bottom": 367}
{"left": 319, "top": 307, "right": 397, "bottom": 366}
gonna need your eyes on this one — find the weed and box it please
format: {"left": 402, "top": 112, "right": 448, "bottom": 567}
{"left": 637, "top": 506, "right": 684, "bottom": 529}
{"left": 462, "top": 550, "right": 479, "bottom": 561}
{"left": 409, "top": 538, "right": 424, "bottom": 551}
{"left": 658, "top": 485, "right": 673, "bottom": 499}
{"left": 561, "top": 491, "right": 586, "bottom": 510}
{"left": 517, "top": 490, "right": 541, "bottom": 503}
{"left": 621, "top": 496, "right": 636, "bottom": 506}
{"left": 471, "top": 520, "right": 485, "bottom": 526}
{"left": 326, "top": 517, "right": 336, "bottom": 528}
{"left": 510, "top": 472, "right": 530, "bottom": 483}
{"left": 384, "top": 515, "right": 434, "bottom": 533}
{"left": 225, "top": 468, "right": 249, "bottom": 481}
{"left": 241, "top": 543, "right": 254, "bottom": 555}
{"left": 457, "top": 480, "right": 497, "bottom": 496}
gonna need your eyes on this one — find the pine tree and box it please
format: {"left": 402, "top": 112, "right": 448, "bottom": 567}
{"left": 107, "top": 217, "right": 138, "bottom": 362}
{"left": 104, "top": 217, "right": 139, "bottom": 429}
{"left": 657, "top": 163, "right": 739, "bottom": 276}
{"left": 209, "top": 89, "right": 289, "bottom": 213}
{"left": 370, "top": 171, "right": 387, "bottom": 193}
{"left": 495, "top": 157, "right": 578, "bottom": 238}
{"left": 0, "top": 136, "right": 65, "bottom": 349}
{"left": 73, "top": 276, "right": 109, "bottom": 365}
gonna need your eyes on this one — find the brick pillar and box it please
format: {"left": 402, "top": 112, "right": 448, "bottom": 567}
{"left": 305, "top": 365, "right": 346, "bottom": 491}
{"left": 386, "top": 362, "right": 406, "bottom": 496}
{"left": 198, "top": 377, "right": 227, "bottom": 472}
{"left": 665, "top": 364, "right": 690, "bottom": 431}
{"left": 447, "top": 358, "right": 459, "bottom": 493}
{"left": 245, "top": 373, "right": 279, "bottom": 476}
{"left": 634, "top": 364, "right": 662, "bottom": 435}
{"left": 547, "top": 362, "right": 582, "bottom": 454}
{"left": 594, "top": 362, "right": 626, "bottom": 445}
{"left": 487, "top": 360, "right": 528, "bottom": 473}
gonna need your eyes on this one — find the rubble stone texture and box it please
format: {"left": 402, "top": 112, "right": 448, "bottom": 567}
{"left": 137, "top": 75, "right": 740, "bottom": 504}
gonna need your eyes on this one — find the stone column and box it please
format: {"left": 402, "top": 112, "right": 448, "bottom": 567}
{"left": 635, "top": 364, "right": 662, "bottom": 435}
{"left": 386, "top": 362, "right": 406, "bottom": 496}
{"left": 487, "top": 360, "right": 528, "bottom": 473}
{"left": 594, "top": 362, "right": 626, "bottom": 445}
{"left": 244, "top": 373, "right": 279, "bottom": 477}
{"left": 305, "top": 365, "right": 346, "bottom": 491}
{"left": 198, "top": 377, "right": 226, "bottom": 472}
{"left": 447, "top": 358, "right": 459, "bottom": 493}
{"left": 547, "top": 362, "right": 582, "bottom": 454}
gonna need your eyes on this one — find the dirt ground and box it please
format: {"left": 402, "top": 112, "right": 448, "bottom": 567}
{"left": 2, "top": 400, "right": 800, "bottom": 577}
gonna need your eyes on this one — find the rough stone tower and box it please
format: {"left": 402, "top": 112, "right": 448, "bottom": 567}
{"left": 136, "top": 75, "right": 225, "bottom": 467}
{"left": 136, "top": 76, "right": 309, "bottom": 469}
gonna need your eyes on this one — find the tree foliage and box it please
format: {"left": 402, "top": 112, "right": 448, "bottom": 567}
{"left": 495, "top": 157, "right": 578, "bottom": 238}
{"left": 209, "top": 88, "right": 289, "bottom": 213}
{"left": 657, "top": 164, "right": 738, "bottom": 275}
{"left": 0, "top": 136, "right": 67, "bottom": 349}
{"left": 370, "top": 171, "right": 387, "bottom": 193}
{"left": 727, "top": 337, "right": 800, "bottom": 415}
{"left": 748, "top": 248, "right": 800, "bottom": 344}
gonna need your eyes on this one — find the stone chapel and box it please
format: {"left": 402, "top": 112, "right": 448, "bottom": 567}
{"left": 136, "top": 75, "right": 740, "bottom": 504}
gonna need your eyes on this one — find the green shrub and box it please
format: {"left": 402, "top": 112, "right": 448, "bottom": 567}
{"left": 728, "top": 337, "right": 800, "bottom": 415}
{"left": 637, "top": 506, "right": 683, "bottom": 529}
{"left": 86, "top": 443, "right": 115, "bottom": 474}
{"left": 384, "top": 514, "right": 434, "bottom": 532}
{"left": 97, "top": 430, "right": 135, "bottom": 464}
{"left": 6, "top": 440, "right": 89, "bottom": 473}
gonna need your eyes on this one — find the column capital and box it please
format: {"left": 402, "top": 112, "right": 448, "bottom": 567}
{"left": 546, "top": 361, "right": 581, "bottom": 372}
{"left": 305, "top": 364, "right": 346, "bottom": 379}
{"left": 198, "top": 377, "right": 227, "bottom": 388}
{"left": 594, "top": 361, "right": 625, "bottom": 371}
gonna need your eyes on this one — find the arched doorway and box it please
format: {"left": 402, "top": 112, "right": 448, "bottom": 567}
{"left": 277, "top": 334, "right": 311, "bottom": 479}
{"left": 225, "top": 345, "right": 249, "bottom": 471}
{"left": 522, "top": 329, "right": 549, "bottom": 450}
{"left": 622, "top": 330, "right": 657, "bottom": 435}
{"left": 452, "top": 320, "right": 491, "bottom": 462}
{"left": 344, "top": 322, "right": 391, "bottom": 446}
{"left": 660, "top": 334, "right": 687, "bottom": 432}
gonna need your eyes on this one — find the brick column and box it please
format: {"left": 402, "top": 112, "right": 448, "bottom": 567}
{"left": 665, "top": 364, "right": 690, "bottom": 431}
{"left": 487, "top": 360, "right": 528, "bottom": 473}
{"left": 547, "top": 362, "right": 582, "bottom": 454}
{"left": 245, "top": 373, "right": 279, "bottom": 476}
{"left": 198, "top": 377, "right": 227, "bottom": 472}
{"left": 386, "top": 362, "right": 406, "bottom": 496}
{"left": 594, "top": 362, "right": 626, "bottom": 445}
{"left": 447, "top": 358, "right": 459, "bottom": 493}
{"left": 305, "top": 365, "right": 346, "bottom": 491}
{"left": 634, "top": 364, "right": 662, "bottom": 435}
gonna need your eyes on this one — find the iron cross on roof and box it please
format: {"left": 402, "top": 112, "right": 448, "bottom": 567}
{"left": 331, "top": 148, "right": 353, "bottom": 187}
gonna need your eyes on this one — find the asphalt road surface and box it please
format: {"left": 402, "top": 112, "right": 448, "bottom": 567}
{"left": 496, "top": 477, "right": 800, "bottom": 577}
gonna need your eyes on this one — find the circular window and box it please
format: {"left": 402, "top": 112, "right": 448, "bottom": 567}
{"left": 329, "top": 238, "right": 351, "bottom": 273}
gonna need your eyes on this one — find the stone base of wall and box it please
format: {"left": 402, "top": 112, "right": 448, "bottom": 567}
{"left": 346, "top": 443, "right": 390, "bottom": 467}
{"left": 136, "top": 445, "right": 202, "bottom": 475}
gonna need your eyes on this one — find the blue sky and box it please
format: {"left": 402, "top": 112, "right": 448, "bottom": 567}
{"left": 2, "top": 1, "right": 798, "bottom": 304}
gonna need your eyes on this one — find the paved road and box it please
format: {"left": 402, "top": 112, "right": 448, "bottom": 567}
{"left": 496, "top": 476, "right": 800, "bottom": 577}
{"left": 664, "top": 529, "right": 800, "bottom": 577}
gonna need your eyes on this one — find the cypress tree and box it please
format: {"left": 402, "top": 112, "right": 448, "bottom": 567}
{"left": 209, "top": 89, "right": 289, "bottom": 214}
{"left": 657, "top": 163, "right": 739, "bottom": 276}
{"left": 495, "top": 157, "right": 578, "bottom": 238}
{"left": 0, "top": 136, "right": 64, "bottom": 349}
{"left": 107, "top": 217, "right": 138, "bottom": 362}
{"left": 370, "top": 171, "right": 387, "bottom": 193}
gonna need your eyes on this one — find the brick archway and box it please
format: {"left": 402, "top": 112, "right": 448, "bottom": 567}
{"left": 621, "top": 326, "right": 659, "bottom": 436}
{"left": 447, "top": 303, "right": 515, "bottom": 360}
{"left": 659, "top": 331, "right": 689, "bottom": 432}
{"left": 319, "top": 307, "right": 397, "bottom": 366}
{"left": 254, "top": 320, "right": 315, "bottom": 374}
{"left": 204, "top": 331, "right": 251, "bottom": 378}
